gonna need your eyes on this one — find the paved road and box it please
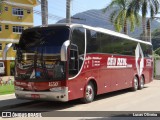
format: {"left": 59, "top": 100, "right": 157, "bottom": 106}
{"left": 0, "top": 80, "right": 160, "bottom": 120}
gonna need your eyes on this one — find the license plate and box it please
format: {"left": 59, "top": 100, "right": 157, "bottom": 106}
{"left": 31, "top": 94, "right": 40, "bottom": 99}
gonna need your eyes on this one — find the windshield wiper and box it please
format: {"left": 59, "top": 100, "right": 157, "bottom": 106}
{"left": 40, "top": 47, "right": 50, "bottom": 80}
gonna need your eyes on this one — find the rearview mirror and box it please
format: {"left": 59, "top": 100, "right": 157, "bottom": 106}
{"left": 61, "top": 40, "right": 70, "bottom": 61}
{"left": 3, "top": 43, "right": 13, "bottom": 60}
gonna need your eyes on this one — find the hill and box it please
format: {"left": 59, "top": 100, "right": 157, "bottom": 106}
{"left": 57, "top": 9, "right": 160, "bottom": 38}
{"left": 152, "top": 29, "right": 160, "bottom": 50}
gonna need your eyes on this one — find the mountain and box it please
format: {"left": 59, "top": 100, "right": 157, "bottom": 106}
{"left": 152, "top": 29, "right": 160, "bottom": 50}
{"left": 57, "top": 9, "right": 160, "bottom": 38}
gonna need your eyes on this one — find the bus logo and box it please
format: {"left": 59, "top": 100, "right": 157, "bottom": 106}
{"left": 135, "top": 43, "right": 144, "bottom": 76}
{"left": 107, "top": 57, "right": 128, "bottom": 68}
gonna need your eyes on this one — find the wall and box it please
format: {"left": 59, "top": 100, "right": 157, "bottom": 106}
{"left": 155, "top": 59, "right": 160, "bottom": 79}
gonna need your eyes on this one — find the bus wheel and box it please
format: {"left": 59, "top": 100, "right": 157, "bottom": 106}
{"left": 81, "top": 82, "right": 95, "bottom": 103}
{"left": 131, "top": 76, "right": 138, "bottom": 91}
{"left": 139, "top": 76, "right": 144, "bottom": 90}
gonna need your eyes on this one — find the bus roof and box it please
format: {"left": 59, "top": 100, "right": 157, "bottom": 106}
{"left": 34, "top": 23, "right": 152, "bottom": 45}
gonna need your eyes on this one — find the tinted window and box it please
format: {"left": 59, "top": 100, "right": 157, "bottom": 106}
{"left": 87, "top": 30, "right": 101, "bottom": 53}
{"left": 72, "top": 28, "right": 85, "bottom": 55}
{"left": 16, "top": 27, "right": 70, "bottom": 81}
{"left": 0, "top": 63, "right": 3, "bottom": 67}
{"left": 141, "top": 44, "right": 152, "bottom": 57}
{"left": 99, "top": 33, "right": 113, "bottom": 54}
{"left": 86, "top": 29, "right": 151, "bottom": 57}
{"left": 0, "top": 25, "right": 2, "bottom": 31}
{"left": 19, "top": 27, "right": 70, "bottom": 54}
{"left": 111, "top": 37, "right": 137, "bottom": 56}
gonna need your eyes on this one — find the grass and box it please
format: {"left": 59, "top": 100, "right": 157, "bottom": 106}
{"left": 0, "top": 84, "right": 14, "bottom": 95}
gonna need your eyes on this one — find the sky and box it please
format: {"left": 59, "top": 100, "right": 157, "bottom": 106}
{"left": 33, "top": 0, "right": 160, "bottom": 26}
{"left": 33, "top": 0, "right": 111, "bottom": 26}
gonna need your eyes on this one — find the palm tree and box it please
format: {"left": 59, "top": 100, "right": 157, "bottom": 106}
{"left": 41, "top": 0, "right": 48, "bottom": 25}
{"left": 0, "top": 0, "right": 2, "bottom": 13}
{"left": 66, "top": 0, "right": 71, "bottom": 23}
{"left": 103, "top": 0, "right": 140, "bottom": 34}
{"left": 128, "top": 0, "right": 160, "bottom": 41}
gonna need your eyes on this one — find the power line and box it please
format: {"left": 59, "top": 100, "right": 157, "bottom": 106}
{"left": 0, "top": 1, "right": 159, "bottom": 38}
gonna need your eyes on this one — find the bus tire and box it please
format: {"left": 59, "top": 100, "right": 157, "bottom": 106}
{"left": 81, "top": 82, "right": 95, "bottom": 103}
{"left": 131, "top": 76, "right": 139, "bottom": 91}
{"left": 139, "top": 76, "right": 145, "bottom": 90}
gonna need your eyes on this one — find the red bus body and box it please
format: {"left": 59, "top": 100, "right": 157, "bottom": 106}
{"left": 14, "top": 24, "right": 153, "bottom": 102}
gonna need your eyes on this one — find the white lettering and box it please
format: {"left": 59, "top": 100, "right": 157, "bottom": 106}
{"left": 144, "top": 113, "right": 158, "bottom": 117}
{"left": 117, "top": 58, "right": 127, "bottom": 66}
{"left": 49, "top": 82, "right": 59, "bottom": 87}
{"left": 146, "top": 59, "right": 152, "bottom": 67}
{"left": 133, "top": 113, "right": 143, "bottom": 116}
{"left": 107, "top": 57, "right": 116, "bottom": 66}
{"left": 92, "top": 57, "right": 102, "bottom": 60}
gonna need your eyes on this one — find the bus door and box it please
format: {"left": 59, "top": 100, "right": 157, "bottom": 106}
{"left": 69, "top": 43, "right": 79, "bottom": 76}
{"left": 67, "top": 28, "right": 85, "bottom": 100}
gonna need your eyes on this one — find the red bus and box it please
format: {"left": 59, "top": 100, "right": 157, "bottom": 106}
{"left": 14, "top": 24, "right": 153, "bottom": 103}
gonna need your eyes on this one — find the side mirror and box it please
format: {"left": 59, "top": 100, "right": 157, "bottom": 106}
{"left": 61, "top": 40, "right": 70, "bottom": 61}
{"left": 3, "top": 43, "right": 13, "bottom": 60}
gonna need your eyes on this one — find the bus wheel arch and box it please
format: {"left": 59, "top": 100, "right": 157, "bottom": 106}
{"left": 89, "top": 79, "right": 97, "bottom": 96}
{"left": 138, "top": 74, "right": 145, "bottom": 90}
{"left": 81, "top": 79, "right": 97, "bottom": 103}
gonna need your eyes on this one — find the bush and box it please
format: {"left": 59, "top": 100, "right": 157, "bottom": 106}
{"left": 153, "top": 52, "right": 160, "bottom": 78}
{"left": 155, "top": 48, "right": 160, "bottom": 56}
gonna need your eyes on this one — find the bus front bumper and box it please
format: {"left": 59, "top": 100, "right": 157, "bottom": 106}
{"left": 15, "top": 87, "right": 68, "bottom": 102}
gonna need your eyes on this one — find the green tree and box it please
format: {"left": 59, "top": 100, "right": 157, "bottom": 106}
{"left": 155, "top": 48, "right": 160, "bottom": 56}
{"left": 128, "top": 0, "right": 160, "bottom": 40}
{"left": 152, "top": 28, "right": 160, "bottom": 50}
{"left": 103, "top": 0, "right": 140, "bottom": 34}
{"left": 0, "top": 0, "right": 2, "bottom": 13}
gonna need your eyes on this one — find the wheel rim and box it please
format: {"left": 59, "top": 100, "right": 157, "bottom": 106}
{"left": 86, "top": 85, "right": 93, "bottom": 100}
{"left": 134, "top": 78, "right": 138, "bottom": 90}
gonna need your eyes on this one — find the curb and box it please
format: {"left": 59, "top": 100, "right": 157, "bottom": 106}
{"left": 0, "top": 93, "right": 15, "bottom": 98}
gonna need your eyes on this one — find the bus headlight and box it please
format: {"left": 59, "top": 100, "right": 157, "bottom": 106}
{"left": 15, "top": 86, "right": 24, "bottom": 91}
{"left": 50, "top": 87, "right": 63, "bottom": 92}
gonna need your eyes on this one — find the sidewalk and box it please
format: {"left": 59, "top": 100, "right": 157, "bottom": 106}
{"left": 0, "top": 93, "right": 15, "bottom": 101}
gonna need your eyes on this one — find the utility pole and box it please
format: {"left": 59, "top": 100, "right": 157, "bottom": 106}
{"left": 66, "top": 0, "right": 71, "bottom": 23}
{"left": 41, "top": 0, "right": 48, "bottom": 26}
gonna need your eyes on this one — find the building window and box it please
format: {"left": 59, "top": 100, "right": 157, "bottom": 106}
{"left": 27, "top": 9, "right": 31, "bottom": 14}
{"left": 13, "top": 26, "right": 24, "bottom": 33}
{"left": 5, "top": 25, "right": 9, "bottom": 30}
{"left": 4, "top": 7, "right": 8, "bottom": 11}
{"left": 0, "top": 25, "right": 2, "bottom": 31}
{"left": 12, "top": 8, "right": 24, "bottom": 16}
{"left": 0, "top": 43, "right": 2, "bottom": 50}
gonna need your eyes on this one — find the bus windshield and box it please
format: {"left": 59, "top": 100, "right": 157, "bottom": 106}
{"left": 16, "top": 27, "right": 70, "bottom": 81}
